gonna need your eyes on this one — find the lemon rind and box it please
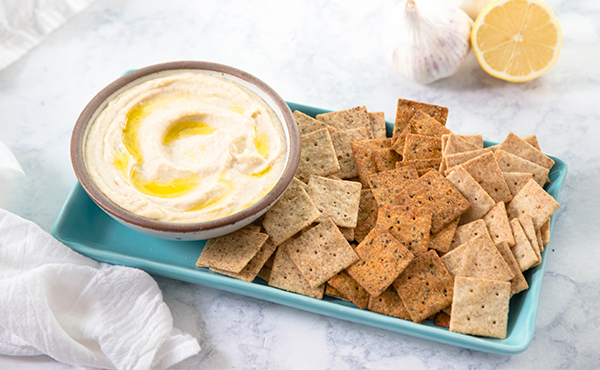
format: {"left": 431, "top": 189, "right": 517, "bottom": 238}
{"left": 471, "top": 0, "right": 563, "bottom": 83}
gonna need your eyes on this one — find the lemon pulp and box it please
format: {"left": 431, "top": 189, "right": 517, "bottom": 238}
{"left": 472, "top": 0, "right": 562, "bottom": 82}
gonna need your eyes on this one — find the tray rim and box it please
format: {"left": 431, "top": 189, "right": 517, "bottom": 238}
{"left": 51, "top": 101, "right": 568, "bottom": 355}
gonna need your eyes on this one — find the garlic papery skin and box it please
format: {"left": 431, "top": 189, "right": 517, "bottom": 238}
{"left": 447, "top": 0, "right": 494, "bottom": 21}
{"left": 383, "top": 0, "right": 473, "bottom": 84}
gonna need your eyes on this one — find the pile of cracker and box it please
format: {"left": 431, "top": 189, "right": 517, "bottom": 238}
{"left": 196, "top": 100, "right": 559, "bottom": 340}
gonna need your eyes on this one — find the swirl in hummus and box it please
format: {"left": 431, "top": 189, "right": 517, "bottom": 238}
{"left": 84, "top": 72, "right": 286, "bottom": 223}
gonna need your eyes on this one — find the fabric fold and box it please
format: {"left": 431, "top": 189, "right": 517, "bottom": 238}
{"left": 0, "top": 209, "right": 200, "bottom": 369}
{"left": 0, "top": 0, "right": 95, "bottom": 70}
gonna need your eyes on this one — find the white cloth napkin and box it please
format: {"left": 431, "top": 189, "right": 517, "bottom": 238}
{"left": 0, "top": 0, "right": 95, "bottom": 70}
{"left": 0, "top": 140, "right": 24, "bottom": 209}
{"left": 0, "top": 143, "right": 201, "bottom": 369}
{"left": 0, "top": 209, "right": 201, "bottom": 369}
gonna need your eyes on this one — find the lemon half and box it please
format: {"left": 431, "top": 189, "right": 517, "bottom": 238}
{"left": 471, "top": 0, "right": 562, "bottom": 82}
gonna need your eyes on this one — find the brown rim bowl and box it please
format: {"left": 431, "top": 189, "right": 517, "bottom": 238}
{"left": 71, "top": 61, "right": 300, "bottom": 240}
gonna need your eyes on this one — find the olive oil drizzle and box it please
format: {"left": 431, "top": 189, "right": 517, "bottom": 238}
{"left": 185, "top": 172, "right": 235, "bottom": 212}
{"left": 121, "top": 94, "right": 202, "bottom": 198}
{"left": 254, "top": 131, "right": 270, "bottom": 159}
{"left": 114, "top": 95, "right": 271, "bottom": 205}
{"left": 163, "top": 120, "right": 216, "bottom": 145}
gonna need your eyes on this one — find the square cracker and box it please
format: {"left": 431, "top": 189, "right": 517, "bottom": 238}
{"left": 486, "top": 144, "right": 499, "bottom": 152}
{"left": 368, "top": 166, "right": 419, "bottom": 207}
{"left": 409, "top": 110, "right": 453, "bottom": 137}
{"left": 262, "top": 178, "right": 321, "bottom": 246}
{"left": 256, "top": 264, "right": 272, "bottom": 283}
{"left": 403, "top": 134, "right": 442, "bottom": 161}
{"left": 502, "top": 172, "right": 533, "bottom": 198}
{"left": 393, "top": 98, "right": 449, "bottom": 140}
{"left": 523, "top": 134, "right": 541, "bottom": 150}
{"left": 446, "top": 233, "right": 514, "bottom": 282}
{"left": 368, "top": 286, "right": 411, "bottom": 320}
{"left": 438, "top": 244, "right": 467, "bottom": 279}
{"left": 211, "top": 237, "right": 278, "bottom": 282}
{"left": 442, "top": 233, "right": 513, "bottom": 281}
{"left": 325, "top": 284, "right": 350, "bottom": 301}
{"left": 350, "top": 141, "right": 378, "bottom": 187}
{"left": 354, "top": 210, "right": 378, "bottom": 244}
{"left": 449, "top": 276, "right": 511, "bottom": 339}
{"left": 350, "top": 139, "right": 393, "bottom": 183}
{"left": 316, "top": 105, "right": 371, "bottom": 132}
{"left": 331, "top": 127, "right": 370, "bottom": 179}
{"left": 373, "top": 148, "right": 403, "bottom": 172}
{"left": 285, "top": 218, "right": 359, "bottom": 288}
{"left": 442, "top": 134, "right": 483, "bottom": 152}
{"left": 482, "top": 201, "right": 515, "bottom": 246}
{"left": 376, "top": 203, "right": 431, "bottom": 231}
{"left": 435, "top": 311, "right": 452, "bottom": 328}
{"left": 390, "top": 122, "right": 414, "bottom": 154}
{"left": 459, "top": 135, "right": 484, "bottom": 148}
{"left": 395, "top": 170, "right": 472, "bottom": 233}
{"left": 494, "top": 149, "right": 549, "bottom": 186}
{"left": 307, "top": 175, "right": 362, "bottom": 228}
{"left": 439, "top": 134, "right": 483, "bottom": 175}
{"left": 256, "top": 250, "right": 276, "bottom": 282}
{"left": 506, "top": 179, "right": 559, "bottom": 228}
{"left": 368, "top": 111, "right": 388, "bottom": 139}
{"left": 349, "top": 139, "right": 392, "bottom": 187}
{"left": 448, "top": 219, "right": 490, "bottom": 252}
{"left": 241, "top": 225, "right": 263, "bottom": 233}
{"left": 495, "top": 241, "right": 529, "bottom": 296}
{"left": 293, "top": 110, "right": 328, "bottom": 135}
{"left": 358, "top": 189, "right": 377, "bottom": 223}
{"left": 196, "top": 229, "right": 269, "bottom": 273}
{"left": 361, "top": 137, "right": 393, "bottom": 150}
{"left": 296, "top": 128, "right": 340, "bottom": 182}
{"left": 459, "top": 151, "right": 513, "bottom": 204}
{"left": 509, "top": 218, "right": 539, "bottom": 271}
{"left": 396, "top": 158, "right": 442, "bottom": 176}
{"left": 535, "top": 225, "right": 544, "bottom": 252}
{"left": 442, "top": 134, "right": 481, "bottom": 157}
{"left": 268, "top": 242, "right": 325, "bottom": 299}
{"left": 519, "top": 215, "right": 542, "bottom": 266}
{"left": 339, "top": 227, "right": 355, "bottom": 242}
{"left": 386, "top": 207, "right": 433, "bottom": 256}
{"left": 497, "top": 132, "right": 555, "bottom": 169}
{"left": 346, "top": 227, "right": 415, "bottom": 297}
{"left": 327, "top": 270, "right": 370, "bottom": 309}
{"left": 443, "top": 148, "right": 491, "bottom": 174}
{"left": 393, "top": 250, "right": 454, "bottom": 323}
{"left": 446, "top": 166, "right": 496, "bottom": 224}
{"left": 440, "top": 134, "right": 448, "bottom": 154}
{"left": 541, "top": 219, "right": 551, "bottom": 245}
{"left": 428, "top": 218, "right": 459, "bottom": 254}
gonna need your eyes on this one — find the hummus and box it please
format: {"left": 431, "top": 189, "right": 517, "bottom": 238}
{"left": 84, "top": 72, "right": 287, "bottom": 223}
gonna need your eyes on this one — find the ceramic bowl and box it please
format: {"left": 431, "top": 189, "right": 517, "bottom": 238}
{"left": 71, "top": 61, "right": 300, "bottom": 240}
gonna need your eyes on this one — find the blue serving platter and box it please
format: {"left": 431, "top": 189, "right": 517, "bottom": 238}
{"left": 51, "top": 101, "right": 567, "bottom": 355}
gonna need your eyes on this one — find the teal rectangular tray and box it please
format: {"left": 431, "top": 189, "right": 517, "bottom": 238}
{"left": 51, "top": 102, "right": 567, "bottom": 355}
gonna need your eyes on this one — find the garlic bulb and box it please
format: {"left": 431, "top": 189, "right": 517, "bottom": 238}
{"left": 383, "top": 0, "right": 473, "bottom": 84}
{"left": 447, "top": 0, "right": 494, "bottom": 20}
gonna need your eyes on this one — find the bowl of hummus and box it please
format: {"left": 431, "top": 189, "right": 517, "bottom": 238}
{"left": 71, "top": 61, "right": 300, "bottom": 240}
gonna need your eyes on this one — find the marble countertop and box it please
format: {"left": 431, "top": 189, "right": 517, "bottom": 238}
{"left": 1, "top": 0, "right": 599, "bottom": 368}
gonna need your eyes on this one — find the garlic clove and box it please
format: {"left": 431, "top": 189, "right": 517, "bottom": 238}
{"left": 383, "top": 0, "right": 473, "bottom": 84}
{"left": 447, "top": 0, "right": 494, "bottom": 21}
